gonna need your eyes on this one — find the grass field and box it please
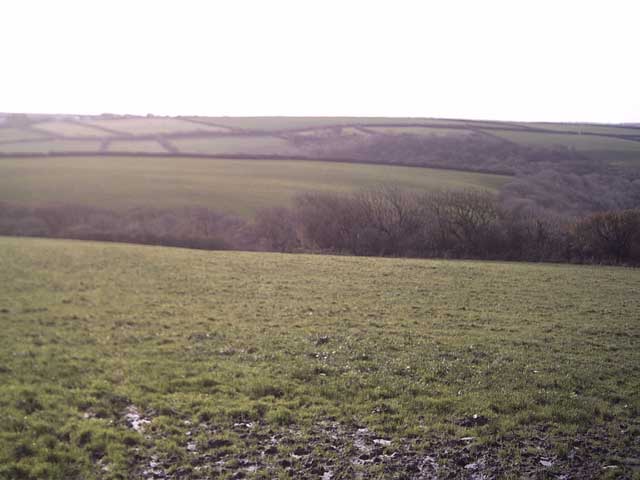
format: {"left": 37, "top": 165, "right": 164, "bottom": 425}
{"left": 0, "top": 237, "right": 638, "bottom": 479}
{"left": 171, "top": 136, "right": 295, "bottom": 155}
{"left": 106, "top": 140, "right": 168, "bottom": 153}
{"left": 294, "top": 127, "right": 369, "bottom": 137}
{"left": 0, "top": 140, "right": 102, "bottom": 154}
{"left": 487, "top": 129, "right": 640, "bottom": 152}
{"left": 84, "top": 118, "right": 229, "bottom": 136}
{"left": 365, "top": 126, "right": 471, "bottom": 136}
{"left": 0, "top": 128, "right": 49, "bottom": 143}
{"left": 185, "top": 117, "right": 483, "bottom": 131}
{"left": 0, "top": 156, "right": 509, "bottom": 216}
{"left": 524, "top": 123, "right": 640, "bottom": 136}
{"left": 32, "top": 121, "right": 114, "bottom": 138}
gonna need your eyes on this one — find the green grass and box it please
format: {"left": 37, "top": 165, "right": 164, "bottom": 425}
{"left": 366, "top": 126, "right": 472, "bottom": 136}
{"left": 186, "top": 117, "right": 484, "bottom": 131}
{"left": 293, "top": 126, "right": 369, "bottom": 137}
{"left": 106, "top": 140, "right": 168, "bottom": 153}
{"left": 524, "top": 123, "right": 640, "bottom": 136}
{"left": 0, "top": 140, "right": 103, "bottom": 154}
{"left": 171, "top": 135, "right": 295, "bottom": 155}
{"left": 0, "top": 156, "right": 509, "bottom": 217}
{"left": 83, "top": 118, "right": 229, "bottom": 136}
{"left": 32, "top": 121, "right": 113, "bottom": 138}
{"left": 0, "top": 237, "right": 638, "bottom": 479}
{"left": 0, "top": 128, "right": 49, "bottom": 143}
{"left": 488, "top": 129, "right": 640, "bottom": 152}
{"left": 4, "top": 117, "right": 640, "bottom": 173}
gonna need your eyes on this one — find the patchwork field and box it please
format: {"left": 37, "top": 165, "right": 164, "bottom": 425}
{"left": 0, "top": 156, "right": 509, "bottom": 216}
{"left": 183, "top": 117, "right": 476, "bottom": 131}
{"left": 2, "top": 115, "right": 639, "bottom": 173}
{"left": 0, "top": 237, "right": 638, "bottom": 479}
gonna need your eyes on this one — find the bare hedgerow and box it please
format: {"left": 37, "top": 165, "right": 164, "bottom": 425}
{"left": 573, "top": 209, "right": 640, "bottom": 263}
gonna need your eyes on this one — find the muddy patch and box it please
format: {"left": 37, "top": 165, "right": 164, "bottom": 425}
{"left": 124, "top": 405, "right": 151, "bottom": 433}
{"left": 127, "top": 418, "right": 636, "bottom": 479}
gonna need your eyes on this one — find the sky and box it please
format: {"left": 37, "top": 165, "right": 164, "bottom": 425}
{"left": 1, "top": 0, "right": 638, "bottom": 123}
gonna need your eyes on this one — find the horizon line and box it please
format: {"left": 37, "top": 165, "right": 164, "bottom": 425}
{"left": 1, "top": 111, "right": 637, "bottom": 126}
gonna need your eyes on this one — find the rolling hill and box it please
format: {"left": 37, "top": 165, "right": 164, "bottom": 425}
{"left": 1, "top": 112, "right": 639, "bottom": 219}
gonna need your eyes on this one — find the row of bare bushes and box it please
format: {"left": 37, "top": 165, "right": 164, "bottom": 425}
{"left": 2, "top": 189, "right": 640, "bottom": 265}
{"left": 257, "top": 188, "right": 640, "bottom": 264}
{"left": 0, "top": 203, "right": 250, "bottom": 251}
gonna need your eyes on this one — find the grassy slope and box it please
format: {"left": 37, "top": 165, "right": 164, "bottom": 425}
{"left": 0, "top": 237, "right": 638, "bottom": 479}
{"left": 183, "top": 117, "right": 475, "bottom": 131}
{"left": 106, "top": 140, "right": 168, "bottom": 153}
{"left": 32, "top": 121, "right": 114, "bottom": 138}
{"left": 0, "top": 128, "right": 49, "bottom": 142}
{"left": 0, "top": 140, "right": 103, "bottom": 153}
{"left": 488, "top": 129, "right": 640, "bottom": 152}
{"left": 487, "top": 129, "right": 640, "bottom": 168}
{"left": 523, "top": 123, "right": 640, "bottom": 136}
{"left": 171, "top": 136, "right": 295, "bottom": 155}
{"left": 0, "top": 156, "right": 508, "bottom": 217}
{"left": 364, "top": 126, "right": 472, "bottom": 136}
{"left": 84, "top": 118, "right": 229, "bottom": 135}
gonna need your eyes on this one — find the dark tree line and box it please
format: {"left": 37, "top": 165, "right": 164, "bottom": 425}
{"left": 0, "top": 203, "right": 251, "bottom": 251}
{"left": 259, "top": 188, "right": 570, "bottom": 262}
{"left": 3, "top": 187, "right": 638, "bottom": 265}
{"left": 281, "top": 188, "right": 640, "bottom": 265}
{"left": 256, "top": 187, "right": 640, "bottom": 265}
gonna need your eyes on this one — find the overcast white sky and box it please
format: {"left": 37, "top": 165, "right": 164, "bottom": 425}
{"left": 1, "top": 0, "right": 638, "bottom": 122}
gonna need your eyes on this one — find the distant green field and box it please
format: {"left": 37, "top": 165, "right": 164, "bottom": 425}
{"left": 294, "top": 126, "right": 369, "bottom": 137}
{"left": 84, "top": 118, "right": 230, "bottom": 135}
{"left": 0, "top": 237, "right": 638, "bottom": 479}
{"left": 488, "top": 129, "right": 640, "bottom": 152}
{"left": 186, "top": 116, "right": 481, "bottom": 131}
{"left": 172, "top": 135, "right": 295, "bottom": 155}
{"left": 32, "top": 121, "right": 113, "bottom": 138}
{"left": 366, "top": 126, "right": 471, "bottom": 136}
{"left": 4, "top": 115, "right": 640, "bottom": 181}
{"left": 0, "top": 128, "right": 49, "bottom": 143}
{"left": 0, "top": 140, "right": 102, "bottom": 153}
{"left": 3, "top": 116, "right": 639, "bottom": 168}
{"left": 525, "top": 123, "right": 640, "bottom": 136}
{"left": 106, "top": 140, "right": 168, "bottom": 153}
{"left": 0, "top": 156, "right": 508, "bottom": 216}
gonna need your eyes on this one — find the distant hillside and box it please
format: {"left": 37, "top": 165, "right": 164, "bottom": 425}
{"left": 1, "top": 113, "right": 639, "bottom": 214}
{"left": 1, "top": 113, "right": 638, "bottom": 169}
